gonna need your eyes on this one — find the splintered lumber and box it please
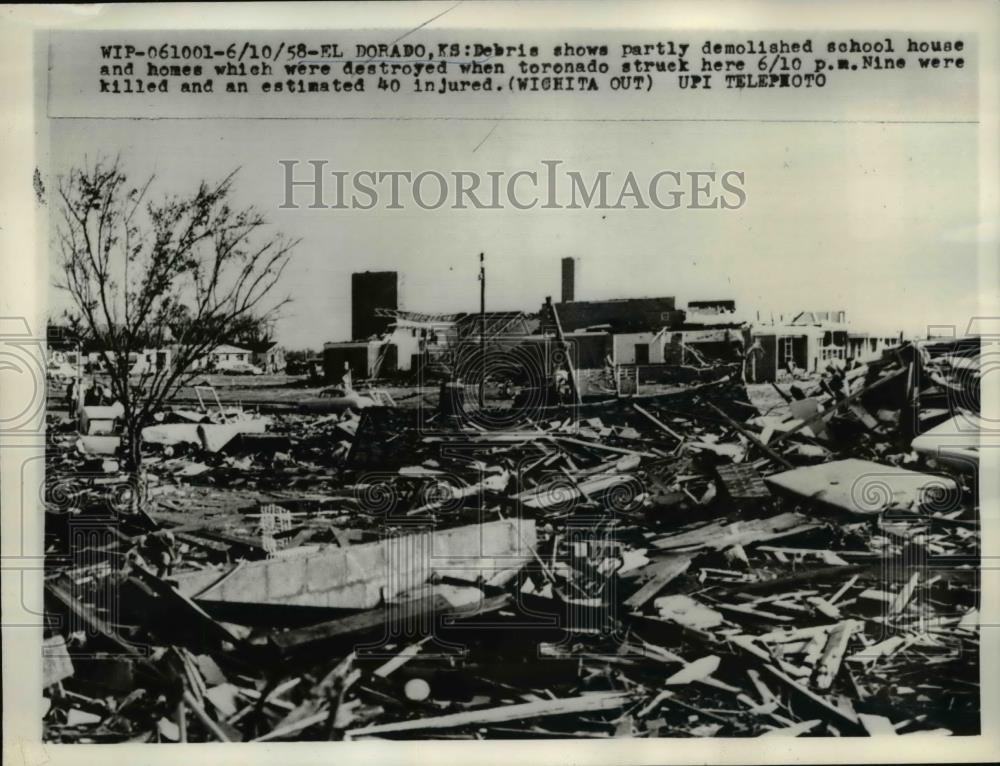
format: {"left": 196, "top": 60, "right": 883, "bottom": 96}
{"left": 747, "top": 669, "right": 779, "bottom": 706}
{"left": 806, "top": 596, "right": 841, "bottom": 620}
{"left": 890, "top": 572, "right": 921, "bottom": 616}
{"left": 829, "top": 575, "right": 859, "bottom": 605}
{"left": 345, "top": 691, "right": 631, "bottom": 738}
{"left": 632, "top": 403, "right": 683, "bottom": 441}
{"left": 271, "top": 593, "right": 509, "bottom": 653}
{"left": 729, "top": 635, "right": 772, "bottom": 662}
{"left": 757, "top": 624, "right": 834, "bottom": 644}
{"left": 551, "top": 435, "right": 656, "bottom": 459}
{"left": 706, "top": 402, "right": 793, "bottom": 469}
{"left": 759, "top": 719, "right": 821, "bottom": 737}
{"left": 758, "top": 546, "right": 848, "bottom": 566}
{"left": 767, "top": 365, "right": 906, "bottom": 449}
{"left": 729, "top": 564, "right": 866, "bottom": 596}
{"left": 813, "top": 620, "right": 862, "bottom": 690}
{"left": 770, "top": 382, "right": 793, "bottom": 404}
{"left": 762, "top": 664, "right": 862, "bottom": 733}
{"left": 623, "top": 554, "right": 692, "bottom": 609}
{"left": 42, "top": 636, "right": 75, "bottom": 687}
{"left": 846, "top": 635, "right": 907, "bottom": 665}
{"left": 654, "top": 594, "right": 725, "bottom": 631}
{"left": 664, "top": 655, "right": 720, "bottom": 686}
{"left": 715, "top": 602, "right": 793, "bottom": 622}
{"left": 373, "top": 638, "right": 429, "bottom": 678}
{"left": 715, "top": 463, "right": 771, "bottom": 500}
{"left": 183, "top": 689, "right": 234, "bottom": 742}
{"left": 130, "top": 566, "right": 240, "bottom": 646}
{"left": 44, "top": 579, "right": 139, "bottom": 656}
{"left": 272, "top": 652, "right": 359, "bottom": 739}
{"left": 252, "top": 711, "right": 328, "bottom": 742}
{"left": 651, "top": 512, "right": 818, "bottom": 551}
{"left": 516, "top": 473, "right": 636, "bottom": 510}
{"left": 546, "top": 297, "right": 583, "bottom": 407}
{"left": 858, "top": 713, "right": 898, "bottom": 736}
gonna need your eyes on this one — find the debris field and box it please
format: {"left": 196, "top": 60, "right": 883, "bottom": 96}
{"left": 43, "top": 337, "right": 981, "bottom": 741}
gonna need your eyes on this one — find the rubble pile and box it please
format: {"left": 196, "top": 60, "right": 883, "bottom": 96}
{"left": 42, "top": 338, "right": 981, "bottom": 741}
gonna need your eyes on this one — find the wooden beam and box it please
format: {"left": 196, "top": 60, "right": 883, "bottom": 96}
{"left": 623, "top": 555, "right": 692, "bottom": 609}
{"left": 762, "top": 664, "right": 862, "bottom": 733}
{"left": 271, "top": 593, "right": 510, "bottom": 654}
{"left": 45, "top": 579, "right": 139, "bottom": 656}
{"left": 345, "top": 691, "right": 631, "bottom": 738}
{"left": 546, "top": 296, "right": 583, "bottom": 407}
{"left": 813, "top": 620, "right": 861, "bottom": 690}
{"left": 768, "top": 367, "right": 906, "bottom": 449}
{"left": 632, "top": 403, "right": 683, "bottom": 441}
{"left": 706, "top": 402, "right": 793, "bottom": 469}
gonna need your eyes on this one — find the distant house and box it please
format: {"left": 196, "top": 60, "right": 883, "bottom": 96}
{"left": 47, "top": 323, "right": 174, "bottom": 376}
{"left": 249, "top": 340, "right": 286, "bottom": 373}
{"left": 81, "top": 348, "right": 173, "bottom": 375}
{"left": 189, "top": 343, "right": 253, "bottom": 371}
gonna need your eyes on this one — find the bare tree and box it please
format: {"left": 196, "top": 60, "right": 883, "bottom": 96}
{"left": 55, "top": 157, "right": 297, "bottom": 499}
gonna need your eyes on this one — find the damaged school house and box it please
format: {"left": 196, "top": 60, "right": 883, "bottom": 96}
{"left": 747, "top": 310, "right": 903, "bottom": 383}
{"left": 322, "top": 267, "right": 751, "bottom": 391}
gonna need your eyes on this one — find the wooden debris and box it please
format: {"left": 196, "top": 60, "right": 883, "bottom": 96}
{"left": 813, "top": 620, "right": 862, "bottom": 690}
{"left": 40, "top": 342, "right": 980, "bottom": 742}
{"left": 345, "top": 692, "right": 632, "bottom": 738}
{"left": 623, "top": 555, "right": 692, "bottom": 609}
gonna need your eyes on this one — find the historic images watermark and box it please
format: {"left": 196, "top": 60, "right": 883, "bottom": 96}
{"left": 278, "top": 159, "right": 747, "bottom": 211}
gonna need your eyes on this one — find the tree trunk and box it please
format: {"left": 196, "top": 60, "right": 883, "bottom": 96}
{"left": 123, "top": 418, "right": 145, "bottom": 515}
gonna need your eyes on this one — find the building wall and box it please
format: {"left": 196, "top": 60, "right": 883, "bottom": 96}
{"left": 848, "top": 335, "right": 901, "bottom": 364}
{"left": 351, "top": 271, "right": 398, "bottom": 340}
{"left": 553, "top": 297, "right": 681, "bottom": 334}
{"left": 748, "top": 329, "right": 819, "bottom": 381}
{"left": 323, "top": 343, "right": 372, "bottom": 382}
{"left": 612, "top": 332, "right": 663, "bottom": 365}
{"left": 385, "top": 326, "right": 423, "bottom": 372}
{"left": 254, "top": 347, "right": 286, "bottom": 373}
{"left": 85, "top": 348, "right": 173, "bottom": 374}
{"left": 213, "top": 350, "right": 251, "bottom": 364}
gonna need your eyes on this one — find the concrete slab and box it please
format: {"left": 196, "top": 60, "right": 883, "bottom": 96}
{"left": 911, "top": 414, "right": 980, "bottom": 474}
{"left": 174, "top": 518, "right": 536, "bottom": 610}
{"left": 765, "top": 458, "right": 959, "bottom": 515}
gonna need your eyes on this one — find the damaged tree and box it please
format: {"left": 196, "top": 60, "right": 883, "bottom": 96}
{"left": 55, "top": 157, "right": 297, "bottom": 507}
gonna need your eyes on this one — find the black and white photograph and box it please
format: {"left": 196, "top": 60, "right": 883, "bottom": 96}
{"left": 1, "top": 2, "right": 998, "bottom": 763}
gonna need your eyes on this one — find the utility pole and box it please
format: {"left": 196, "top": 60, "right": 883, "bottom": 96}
{"left": 478, "top": 252, "right": 486, "bottom": 409}
{"left": 546, "top": 296, "right": 582, "bottom": 408}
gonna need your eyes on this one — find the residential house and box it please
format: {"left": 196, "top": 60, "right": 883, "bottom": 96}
{"left": 249, "top": 340, "right": 286, "bottom": 373}
{"left": 189, "top": 343, "right": 253, "bottom": 371}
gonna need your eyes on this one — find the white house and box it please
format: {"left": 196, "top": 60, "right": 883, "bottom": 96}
{"left": 189, "top": 343, "right": 253, "bottom": 370}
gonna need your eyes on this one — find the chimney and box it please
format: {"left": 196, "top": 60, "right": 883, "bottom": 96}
{"left": 561, "top": 257, "right": 576, "bottom": 303}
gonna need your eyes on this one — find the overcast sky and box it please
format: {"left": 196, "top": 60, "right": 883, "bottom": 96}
{"left": 48, "top": 116, "right": 979, "bottom": 349}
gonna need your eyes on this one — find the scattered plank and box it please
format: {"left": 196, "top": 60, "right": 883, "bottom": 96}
{"left": 813, "top": 620, "right": 862, "bottom": 690}
{"left": 623, "top": 555, "right": 692, "bottom": 609}
{"left": 345, "top": 692, "right": 632, "bottom": 738}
